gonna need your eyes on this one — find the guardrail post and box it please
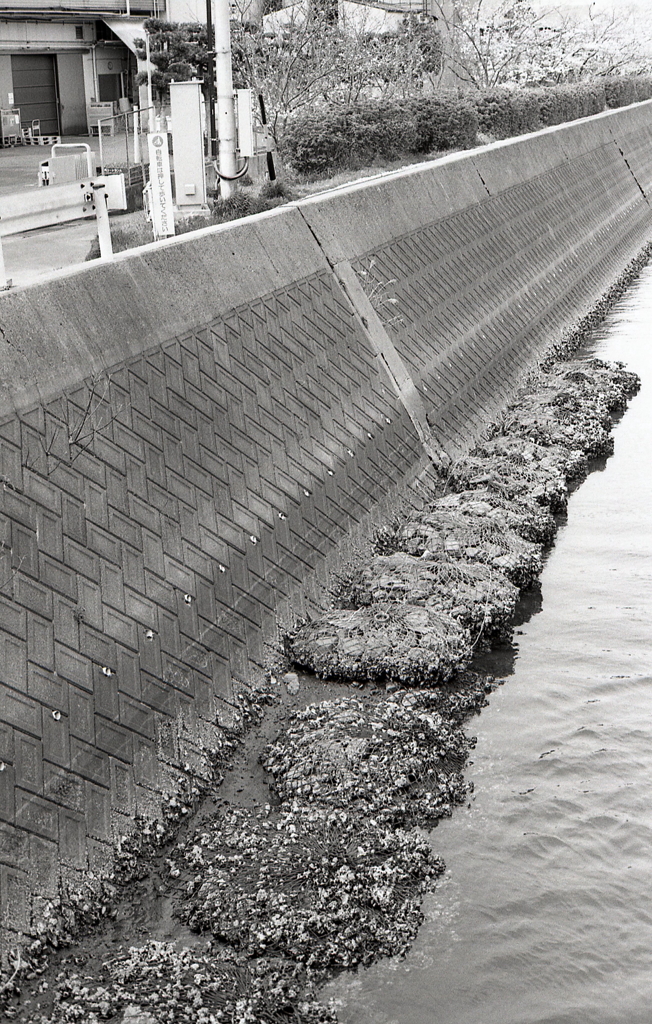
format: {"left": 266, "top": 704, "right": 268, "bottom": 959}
{"left": 134, "top": 107, "right": 141, "bottom": 165}
{"left": 92, "top": 183, "right": 113, "bottom": 259}
{"left": 0, "top": 233, "right": 9, "bottom": 289}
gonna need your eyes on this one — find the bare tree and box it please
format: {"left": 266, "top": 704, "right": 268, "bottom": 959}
{"left": 431, "top": 0, "right": 651, "bottom": 88}
{"left": 22, "top": 374, "right": 121, "bottom": 478}
{"left": 232, "top": 3, "right": 443, "bottom": 134}
{"left": 552, "top": 4, "right": 652, "bottom": 81}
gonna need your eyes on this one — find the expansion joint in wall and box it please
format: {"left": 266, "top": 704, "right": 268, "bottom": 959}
{"left": 332, "top": 259, "right": 449, "bottom": 469}
{"left": 614, "top": 140, "right": 649, "bottom": 202}
{"left": 292, "top": 205, "right": 447, "bottom": 465}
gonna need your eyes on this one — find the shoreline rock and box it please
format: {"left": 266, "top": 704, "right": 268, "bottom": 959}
{"left": 284, "top": 358, "right": 639, "bottom": 688}
{"left": 1, "top": 349, "right": 642, "bottom": 1023}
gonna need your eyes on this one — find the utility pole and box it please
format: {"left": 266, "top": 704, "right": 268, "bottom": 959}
{"left": 205, "top": 0, "right": 217, "bottom": 159}
{"left": 213, "top": 0, "right": 237, "bottom": 198}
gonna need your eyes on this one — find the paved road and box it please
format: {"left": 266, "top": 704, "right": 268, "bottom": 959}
{"left": 0, "top": 134, "right": 143, "bottom": 288}
{"left": 2, "top": 219, "right": 99, "bottom": 288}
{"left": 0, "top": 134, "right": 139, "bottom": 196}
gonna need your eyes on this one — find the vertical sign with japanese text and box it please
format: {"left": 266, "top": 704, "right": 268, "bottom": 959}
{"left": 147, "top": 132, "right": 175, "bottom": 239}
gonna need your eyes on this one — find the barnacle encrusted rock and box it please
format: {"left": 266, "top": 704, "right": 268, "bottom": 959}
{"left": 264, "top": 691, "right": 474, "bottom": 827}
{"left": 178, "top": 807, "right": 443, "bottom": 970}
{"left": 287, "top": 605, "right": 470, "bottom": 685}
{"left": 285, "top": 358, "right": 641, "bottom": 686}
{"left": 50, "top": 942, "right": 338, "bottom": 1023}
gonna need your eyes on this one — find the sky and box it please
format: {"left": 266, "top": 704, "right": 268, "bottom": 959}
{"left": 538, "top": 1, "right": 646, "bottom": 9}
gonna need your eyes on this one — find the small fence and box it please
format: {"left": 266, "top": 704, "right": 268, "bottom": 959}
{"left": 96, "top": 106, "right": 158, "bottom": 177}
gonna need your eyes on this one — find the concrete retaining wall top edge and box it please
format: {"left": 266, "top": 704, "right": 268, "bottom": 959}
{"left": 0, "top": 205, "right": 329, "bottom": 418}
{"left": 1, "top": 98, "right": 651, "bottom": 418}
{"left": 295, "top": 99, "right": 652, "bottom": 260}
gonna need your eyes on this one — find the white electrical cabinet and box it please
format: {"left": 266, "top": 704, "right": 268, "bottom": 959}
{"left": 169, "top": 80, "right": 207, "bottom": 211}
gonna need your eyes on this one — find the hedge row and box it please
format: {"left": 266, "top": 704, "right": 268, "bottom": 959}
{"left": 281, "top": 95, "right": 477, "bottom": 175}
{"left": 280, "top": 74, "right": 652, "bottom": 176}
{"left": 476, "top": 76, "right": 652, "bottom": 139}
{"left": 475, "top": 81, "right": 606, "bottom": 139}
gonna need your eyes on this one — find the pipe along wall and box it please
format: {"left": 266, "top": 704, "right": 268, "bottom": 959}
{"left": 0, "top": 100, "right": 651, "bottom": 949}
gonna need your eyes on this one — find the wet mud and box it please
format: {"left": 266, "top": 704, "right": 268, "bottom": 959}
{"left": 0, "top": 343, "right": 641, "bottom": 1023}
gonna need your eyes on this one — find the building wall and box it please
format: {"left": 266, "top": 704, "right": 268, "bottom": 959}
{"left": 0, "top": 20, "right": 92, "bottom": 47}
{"left": 0, "top": 54, "right": 13, "bottom": 109}
{"left": 0, "top": 19, "right": 132, "bottom": 133}
{"left": 0, "top": 101, "right": 652, "bottom": 953}
{"left": 166, "top": 0, "right": 207, "bottom": 20}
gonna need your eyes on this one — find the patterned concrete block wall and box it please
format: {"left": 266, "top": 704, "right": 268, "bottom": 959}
{"left": 0, "top": 100, "right": 651, "bottom": 949}
{"left": 299, "top": 100, "right": 652, "bottom": 451}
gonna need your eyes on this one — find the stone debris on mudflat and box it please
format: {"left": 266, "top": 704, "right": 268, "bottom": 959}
{"left": 283, "top": 672, "right": 301, "bottom": 695}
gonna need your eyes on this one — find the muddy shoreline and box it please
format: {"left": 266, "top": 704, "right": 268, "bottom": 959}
{"left": 1, "top": 253, "right": 648, "bottom": 1022}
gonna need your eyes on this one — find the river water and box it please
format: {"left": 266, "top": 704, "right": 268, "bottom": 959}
{"left": 327, "top": 265, "right": 652, "bottom": 1024}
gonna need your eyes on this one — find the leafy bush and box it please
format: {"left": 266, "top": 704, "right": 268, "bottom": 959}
{"left": 473, "top": 89, "right": 519, "bottom": 140}
{"left": 281, "top": 73, "right": 652, "bottom": 175}
{"left": 407, "top": 95, "right": 478, "bottom": 153}
{"left": 604, "top": 75, "right": 652, "bottom": 108}
{"left": 282, "top": 103, "right": 419, "bottom": 176}
{"left": 349, "top": 102, "right": 419, "bottom": 163}
{"left": 282, "top": 97, "right": 475, "bottom": 175}
{"left": 281, "top": 110, "right": 354, "bottom": 175}
{"left": 535, "top": 82, "right": 605, "bottom": 127}
{"left": 473, "top": 82, "right": 606, "bottom": 139}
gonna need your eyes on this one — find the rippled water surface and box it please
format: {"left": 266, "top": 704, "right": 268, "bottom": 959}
{"left": 328, "top": 266, "right": 652, "bottom": 1024}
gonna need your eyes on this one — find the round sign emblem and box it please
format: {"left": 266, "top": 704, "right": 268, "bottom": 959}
{"left": 152, "top": 135, "right": 164, "bottom": 147}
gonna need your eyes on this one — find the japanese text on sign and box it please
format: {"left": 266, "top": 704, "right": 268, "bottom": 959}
{"left": 147, "top": 133, "right": 175, "bottom": 239}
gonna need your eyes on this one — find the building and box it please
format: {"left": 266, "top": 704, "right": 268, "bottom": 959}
{"left": 0, "top": 2, "right": 173, "bottom": 137}
{"left": 0, "top": 0, "right": 450, "bottom": 140}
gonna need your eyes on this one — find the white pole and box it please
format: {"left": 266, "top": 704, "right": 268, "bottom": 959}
{"left": 213, "top": 0, "right": 237, "bottom": 199}
{"left": 0, "top": 234, "right": 8, "bottom": 289}
{"left": 98, "top": 121, "right": 104, "bottom": 174}
{"left": 133, "top": 106, "right": 140, "bottom": 164}
{"left": 93, "top": 183, "right": 113, "bottom": 259}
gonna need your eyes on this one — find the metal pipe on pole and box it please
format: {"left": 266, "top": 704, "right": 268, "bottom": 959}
{"left": 0, "top": 235, "right": 9, "bottom": 290}
{"left": 205, "top": 0, "right": 217, "bottom": 159}
{"left": 213, "top": 0, "right": 237, "bottom": 198}
{"left": 145, "top": 32, "right": 154, "bottom": 132}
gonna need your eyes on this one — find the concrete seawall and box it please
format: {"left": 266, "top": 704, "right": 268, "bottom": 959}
{"left": 0, "top": 100, "right": 651, "bottom": 950}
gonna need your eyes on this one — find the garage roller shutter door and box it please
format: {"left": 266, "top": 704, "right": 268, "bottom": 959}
{"left": 11, "top": 54, "right": 60, "bottom": 136}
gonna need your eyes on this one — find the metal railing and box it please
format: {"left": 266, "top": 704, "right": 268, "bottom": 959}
{"left": 7, "top": 1, "right": 160, "bottom": 12}
{"left": 95, "top": 105, "right": 157, "bottom": 176}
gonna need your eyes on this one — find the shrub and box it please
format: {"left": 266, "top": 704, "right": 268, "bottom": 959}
{"left": 281, "top": 109, "right": 357, "bottom": 176}
{"left": 281, "top": 97, "right": 477, "bottom": 175}
{"left": 474, "top": 80, "right": 609, "bottom": 138}
{"left": 349, "top": 102, "right": 419, "bottom": 163}
{"left": 474, "top": 88, "right": 521, "bottom": 139}
{"left": 604, "top": 75, "right": 652, "bottom": 108}
{"left": 407, "top": 95, "right": 478, "bottom": 153}
{"left": 535, "top": 82, "right": 605, "bottom": 127}
{"left": 281, "top": 73, "right": 652, "bottom": 177}
{"left": 574, "top": 80, "right": 608, "bottom": 118}
{"left": 281, "top": 102, "right": 420, "bottom": 176}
